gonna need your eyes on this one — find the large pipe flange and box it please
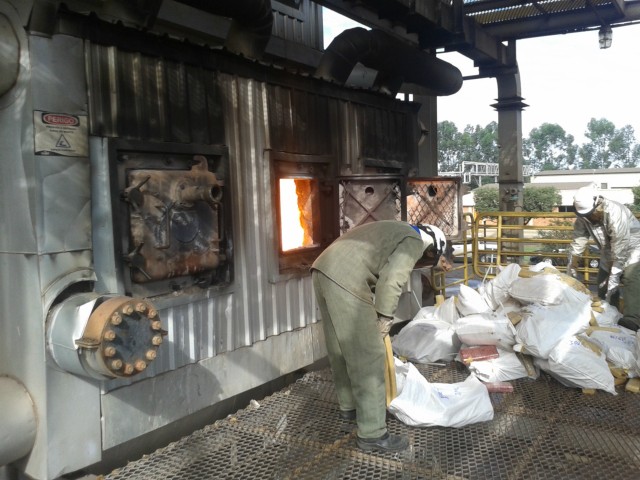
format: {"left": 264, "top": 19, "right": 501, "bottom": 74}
{"left": 48, "top": 294, "right": 164, "bottom": 380}
{"left": 77, "top": 296, "right": 163, "bottom": 378}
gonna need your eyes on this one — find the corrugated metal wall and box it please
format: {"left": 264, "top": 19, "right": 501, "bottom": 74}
{"left": 272, "top": 0, "right": 323, "bottom": 50}
{"left": 86, "top": 40, "right": 419, "bottom": 391}
{"left": 87, "top": 46, "right": 320, "bottom": 390}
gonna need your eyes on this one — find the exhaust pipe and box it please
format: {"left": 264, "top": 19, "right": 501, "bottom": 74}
{"left": 175, "top": 0, "right": 273, "bottom": 59}
{"left": 316, "top": 27, "right": 463, "bottom": 97}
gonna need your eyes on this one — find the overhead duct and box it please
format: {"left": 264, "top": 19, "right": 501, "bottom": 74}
{"left": 316, "top": 27, "right": 463, "bottom": 97}
{"left": 175, "top": 0, "right": 273, "bottom": 59}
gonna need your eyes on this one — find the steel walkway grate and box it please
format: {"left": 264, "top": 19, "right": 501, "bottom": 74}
{"left": 104, "top": 363, "right": 640, "bottom": 479}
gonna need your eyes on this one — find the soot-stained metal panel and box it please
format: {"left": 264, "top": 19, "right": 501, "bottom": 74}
{"left": 338, "top": 177, "right": 402, "bottom": 233}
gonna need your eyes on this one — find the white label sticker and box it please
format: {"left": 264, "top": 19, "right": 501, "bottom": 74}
{"left": 34, "top": 111, "right": 89, "bottom": 157}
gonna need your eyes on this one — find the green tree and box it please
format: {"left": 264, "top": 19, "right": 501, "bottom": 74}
{"left": 523, "top": 123, "right": 576, "bottom": 172}
{"left": 522, "top": 186, "right": 562, "bottom": 224}
{"left": 473, "top": 185, "right": 560, "bottom": 222}
{"left": 628, "top": 186, "right": 640, "bottom": 213}
{"left": 473, "top": 186, "right": 499, "bottom": 212}
{"left": 577, "top": 118, "right": 639, "bottom": 168}
{"left": 437, "top": 121, "right": 499, "bottom": 174}
{"left": 437, "top": 120, "right": 462, "bottom": 173}
{"left": 608, "top": 125, "right": 640, "bottom": 167}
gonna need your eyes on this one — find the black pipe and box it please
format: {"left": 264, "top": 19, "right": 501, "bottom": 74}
{"left": 174, "top": 0, "right": 273, "bottom": 59}
{"left": 315, "top": 27, "right": 463, "bottom": 97}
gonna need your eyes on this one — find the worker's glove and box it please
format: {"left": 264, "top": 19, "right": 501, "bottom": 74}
{"left": 377, "top": 315, "right": 394, "bottom": 337}
{"left": 605, "top": 267, "right": 623, "bottom": 304}
{"left": 565, "top": 254, "right": 578, "bottom": 278}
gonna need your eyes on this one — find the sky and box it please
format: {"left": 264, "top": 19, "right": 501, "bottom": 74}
{"left": 322, "top": 9, "right": 640, "bottom": 144}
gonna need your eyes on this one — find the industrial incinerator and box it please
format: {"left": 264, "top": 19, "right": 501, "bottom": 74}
{"left": 0, "top": 1, "right": 464, "bottom": 478}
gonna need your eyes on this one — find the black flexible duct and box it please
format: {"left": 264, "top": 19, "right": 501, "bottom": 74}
{"left": 175, "top": 0, "right": 273, "bottom": 59}
{"left": 315, "top": 27, "right": 463, "bottom": 96}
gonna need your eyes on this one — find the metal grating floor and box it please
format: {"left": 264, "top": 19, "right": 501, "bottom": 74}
{"left": 104, "top": 362, "right": 640, "bottom": 480}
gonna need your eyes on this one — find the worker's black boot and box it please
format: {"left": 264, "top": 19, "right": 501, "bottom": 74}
{"left": 356, "top": 433, "right": 409, "bottom": 453}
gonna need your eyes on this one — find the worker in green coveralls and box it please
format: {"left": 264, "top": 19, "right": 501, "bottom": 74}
{"left": 311, "top": 220, "right": 449, "bottom": 453}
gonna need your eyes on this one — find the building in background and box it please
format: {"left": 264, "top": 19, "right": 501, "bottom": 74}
{"left": 530, "top": 168, "right": 640, "bottom": 210}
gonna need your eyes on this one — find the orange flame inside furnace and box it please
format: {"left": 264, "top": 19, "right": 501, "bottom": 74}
{"left": 279, "top": 179, "right": 305, "bottom": 251}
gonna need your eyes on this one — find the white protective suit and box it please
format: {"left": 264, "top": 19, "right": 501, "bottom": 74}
{"left": 568, "top": 196, "right": 640, "bottom": 331}
{"left": 569, "top": 196, "right": 640, "bottom": 274}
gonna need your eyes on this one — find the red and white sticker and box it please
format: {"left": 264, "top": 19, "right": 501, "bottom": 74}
{"left": 34, "top": 110, "right": 88, "bottom": 157}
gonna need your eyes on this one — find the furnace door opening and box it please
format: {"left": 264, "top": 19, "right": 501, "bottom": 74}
{"left": 278, "top": 177, "right": 319, "bottom": 252}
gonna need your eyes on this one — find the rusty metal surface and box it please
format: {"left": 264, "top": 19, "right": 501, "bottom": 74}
{"left": 339, "top": 178, "right": 402, "bottom": 233}
{"left": 103, "top": 362, "right": 640, "bottom": 479}
{"left": 407, "top": 178, "right": 463, "bottom": 240}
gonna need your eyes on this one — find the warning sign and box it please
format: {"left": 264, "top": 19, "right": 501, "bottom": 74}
{"left": 34, "top": 111, "right": 89, "bottom": 157}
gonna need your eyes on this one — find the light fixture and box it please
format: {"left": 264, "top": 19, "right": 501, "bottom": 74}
{"left": 598, "top": 25, "right": 612, "bottom": 49}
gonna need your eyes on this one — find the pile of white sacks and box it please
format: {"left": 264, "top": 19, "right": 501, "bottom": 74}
{"left": 389, "top": 262, "right": 640, "bottom": 428}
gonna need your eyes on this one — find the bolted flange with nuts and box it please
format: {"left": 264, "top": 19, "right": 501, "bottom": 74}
{"left": 71, "top": 296, "right": 164, "bottom": 378}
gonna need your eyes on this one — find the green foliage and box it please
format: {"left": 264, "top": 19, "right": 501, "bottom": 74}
{"left": 536, "top": 219, "right": 574, "bottom": 253}
{"left": 523, "top": 123, "right": 577, "bottom": 171}
{"left": 473, "top": 186, "right": 499, "bottom": 212}
{"left": 438, "top": 117, "right": 640, "bottom": 174}
{"left": 472, "top": 185, "right": 561, "bottom": 222}
{"left": 437, "top": 122, "right": 499, "bottom": 172}
{"left": 522, "top": 186, "right": 561, "bottom": 213}
{"left": 628, "top": 186, "right": 640, "bottom": 213}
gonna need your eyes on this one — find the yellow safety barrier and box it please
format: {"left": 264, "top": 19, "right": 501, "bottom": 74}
{"left": 428, "top": 211, "right": 603, "bottom": 300}
{"left": 471, "top": 211, "right": 599, "bottom": 282}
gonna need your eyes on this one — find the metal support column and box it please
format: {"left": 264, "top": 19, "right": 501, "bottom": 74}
{"left": 492, "top": 65, "right": 527, "bottom": 212}
{"left": 415, "top": 94, "right": 438, "bottom": 177}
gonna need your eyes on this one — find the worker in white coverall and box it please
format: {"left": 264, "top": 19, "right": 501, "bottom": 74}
{"left": 311, "top": 220, "right": 449, "bottom": 453}
{"left": 567, "top": 185, "right": 640, "bottom": 331}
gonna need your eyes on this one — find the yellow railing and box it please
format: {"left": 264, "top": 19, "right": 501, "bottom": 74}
{"left": 429, "top": 210, "right": 602, "bottom": 300}
{"left": 471, "top": 211, "right": 599, "bottom": 281}
{"left": 430, "top": 213, "right": 474, "bottom": 296}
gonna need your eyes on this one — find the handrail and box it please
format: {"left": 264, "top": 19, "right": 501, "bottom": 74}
{"left": 471, "top": 211, "right": 599, "bottom": 281}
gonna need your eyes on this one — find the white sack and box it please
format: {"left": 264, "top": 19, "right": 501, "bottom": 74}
{"left": 434, "top": 296, "right": 460, "bottom": 325}
{"left": 392, "top": 310, "right": 460, "bottom": 364}
{"left": 454, "top": 312, "right": 517, "bottom": 348}
{"left": 467, "top": 348, "right": 537, "bottom": 383}
{"left": 514, "top": 290, "right": 592, "bottom": 359}
{"left": 389, "top": 359, "right": 494, "bottom": 428}
{"left": 588, "top": 327, "right": 638, "bottom": 372}
{"left": 546, "top": 336, "right": 616, "bottom": 394}
{"left": 508, "top": 274, "right": 583, "bottom": 306}
{"left": 593, "top": 303, "right": 623, "bottom": 327}
{"left": 478, "top": 263, "right": 521, "bottom": 311}
{"left": 456, "top": 284, "right": 492, "bottom": 316}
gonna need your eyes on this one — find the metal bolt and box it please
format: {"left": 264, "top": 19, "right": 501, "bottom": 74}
{"left": 104, "top": 346, "right": 116, "bottom": 357}
{"left": 134, "top": 360, "right": 147, "bottom": 371}
{"left": 147, "top": 309, "right": 157, "bottom": 319}
{"left": 110, "top": 359, "right": 123, "bottom": 370}
{"left": 151, "top": 335, "right": 163, "bottom": 346}
{"left": 123, "top": 363, "right": 134, "bottom": 375}
{"left": 151, "top": 320, "right": 162, "bottom": 330}
{"left": 145, "top": 349, "right": 157, "bottom": 361}
{"left": 135, "top": 302, "right": 147, "bottom": 313}
{"left": 111, "top": 313, "right": 122, "bottom": 325}
{"left": 104, "top": 330, "right": 116, "bottom": 341}
{"left": 122, "top": 304, "right": 134, "bottom": 315}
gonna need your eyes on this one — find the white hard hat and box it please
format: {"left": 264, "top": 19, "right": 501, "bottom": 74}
{"left": 573, "top": 186, "right": 597, "bottom": 215}
{"left": 416, "top": 224, "right": 447, "bottom": 256}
